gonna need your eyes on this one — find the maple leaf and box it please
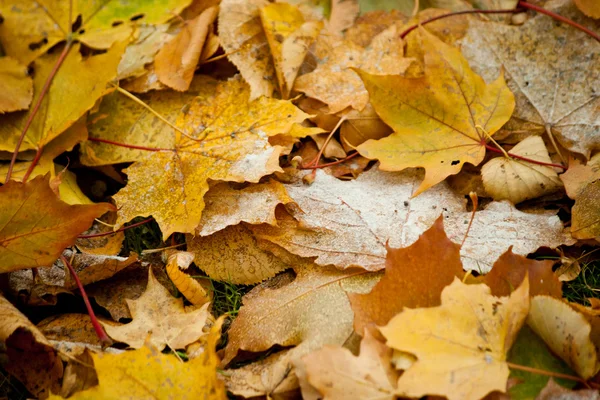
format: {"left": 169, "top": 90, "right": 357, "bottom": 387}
{"left": 155, "top": 6, "right": 219, "bottom": 91}
{"left": 355, "top": 29, "right": 515, "bottom": 196}
{"left": 381, "top": 277, "right": 530, "bottom": 400}
{"left": 0, "top": 293, "right": 62, "bottom": 398}
{"left": 187, "top": 224, "right": 289, "bottom": 284}
{"left": 222, "top": 264, "right": 380, "bottom": 396}
{"left": 349, "top": 216, "right": 464, "bottom": 335}
{"left": 0, "top": 175, "right": 114, "bottom": 273}
{"left": 294, "top": 22, "right": 413, "bottom": 114}
{"left": 482, "top": 136, "right": 563, "bottom": 204}
{"left": 81, "top": 76, "right": 214, "bottom": 166}
{"left": 0, "top": 0, "right": 191, "bottom": 64}
{"left": 102, "top": 268, "right": 213, "bottom": 350}
{"left": 0, "top": 57, "right": 33, "bottom": 113}
{"left": 0, "top": 42, "right": 124, "bottom": 155}
{"left": 51, "top": 318, "right": 227, "bottom": 400}
{"left": 113, "top": 75, "right": 313, "bottom": 238}
{"left": 527, "top": 296, "right": 600, "bottom": 379}
{"left": 301, "top": 330, "right": 399, "bottom": 400}
{"left": 251, "top": 168, "right": 573, "bottom": 272}
{"left": 459, "top": 0, "right": 600, "bottom": 157}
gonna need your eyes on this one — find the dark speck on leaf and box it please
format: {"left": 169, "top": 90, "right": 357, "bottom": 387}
{"left": 451, "top": 160, "right": 460, "bottom": 166}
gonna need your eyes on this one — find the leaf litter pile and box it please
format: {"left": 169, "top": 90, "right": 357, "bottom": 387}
{"left": 1, "top": 0, "right": 600, "bottom": 398}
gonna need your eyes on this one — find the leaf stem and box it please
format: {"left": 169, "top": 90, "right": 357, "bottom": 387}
{"left": 6, "top": 40, "right": 73, "bottom": 182}
{"left": 484, "top": 144, "right": 566, "bottom": 170}
{"left": 308, "top": 116, "right": 347, "bottom": 168}
{"left": 518, "top": 1, "right": 600, "bottom": 43}
{"left": 60, "top": 255, "right": 112, "bottom": 346}
{"left": 506, "top": 361, "right": 599, "bottom": 388}
{"left": 78, "top": 217, "right": 155, "bottom": 238}
{"left": 22, "top": 147, "right": 44, "bottom": 183}
{"left": 300, "top": 151, "right": 360, "bottom": 169}
{"left": 399, "top": 9, "right": 522, "bottom": 39}
{"left": 87, "top": 137, "right": 171, "bottom": 152}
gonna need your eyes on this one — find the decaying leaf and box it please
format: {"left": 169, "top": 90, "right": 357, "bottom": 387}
{"left": 187, "top": 224, "right": 289, "bottom": 284}
{"left": 482, "top": 136, "right": 563, "bottom": 204}
{"left": 356, "top": 29, "right": 515, "bottom": 195}
{"left": 560, "top": 154, "right": 600, "bottom": 200}
{"left": 0, "top": 56, "right": 33, "bottom": 113}
{"left": 53, "top": 318, "right": 227, "bottom": 400}
{"left": 527, "top": 295, "right": 600, "bottom": 379}
{"left": 165, "top": 250, "right": 211, "bottom": 305}
{"left": 571, "top": 179, "right": 600, "bottom": 239}
{"left": 252, "top": 168, "right": 573, "bottom": 273}
{"left": 381, "top": 277, "right": 530, "bottom": 400}
{"left": 301, "top": 330, "right": 398, "bottom": 400}
{"left": 459, "top": 0, "right": 600, "bottom": 157}
{"left": 102, "top": 268, "right": 212, "bottom": 350}
{"left": 0, "top": 293, "right": 62, "bottom": 398}
{"left": 536, "top": 379, "right": 600, "bottom": 400}
{"left": 0, "top": 175, "right": 113, "bottom": 273}
{"left": 155, "top": 6, "right": 219, "bottom": 91}
{"left": 349, "top": 217, "right": 464, "bottom": 335}
{"left": 113, "top": 76, "right": 313, "bottom": 238}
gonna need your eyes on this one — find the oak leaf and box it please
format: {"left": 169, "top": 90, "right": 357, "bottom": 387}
{"left": 155, "top": 6, "right": 219, "bottom": 91}
{"left": 251, "top": 169, "right": 573, "bottom": 273}
{"left": 482, "top": 136, "right": 563, "bottom": 204}
{"left": 349, "top": 216, "right": 464, "bottom": 335}
{"left": 301, "top": 330, "right": 398, "bottom": 400}
{"left": 0, "top": 42, "right": 124, "bottom": 154}
{"left": 0, "top": 293, "right": 62, "bottom": 398}
{"left": 102, "top": 268, "right": 212, "bottom": 350}
{"left": 356, "top": 29, "right": 515, "bottom": 195}
{"left": 113, "top": 75, "right": 313, "bottom": 238}
{"left": 0, "top": 0, "right": 192, "bottom": 64}
{"left": 0, "top": 56, "right": 33, "bottom": 113}
{"left": 459, "top": 0, "right": 600, "bottom": 157}
{"left": 52, "top": 318, "right": 227, "bottom": 400}
{"left": 381, "top": 277, "right": 530, "bottom": 400}
{"left": 527, "top": 296, "right": 600, "bottom": 379}
{"left": 222, "top": 264, "right": 380, "bottom": 396}
{"left": 0, "top": 175, "right": 113, "bottom": 273}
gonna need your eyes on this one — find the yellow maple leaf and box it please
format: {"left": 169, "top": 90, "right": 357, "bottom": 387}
{"left": 51, "top": 318, "right": 227, "bottom": 400}
{"left": 356, "top": 29, "right": 515, "bottom": 196}
{"left": 113, "top": 75, "right": 313, "bottom": 238}
{"left": 380, "top": 277, "right": 529, "bottom": 400}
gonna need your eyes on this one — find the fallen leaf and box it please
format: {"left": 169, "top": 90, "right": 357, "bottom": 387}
{"left": 197, "top": 179, "right": 293, "bottom": 236}
{"left": 86, "top": 262, "right": 174, "bottom": 321}
{"left": 571, "top": 179, "right": 600, "bottom": 239}
{"left": 117, "top": 24, "right": 171, "bottom": 80}
{"left": 349, "top": 216, "right": 464, "bottom": 335}
{"left": 574, "top": 0, "right": 600, "bottom": 18}
{"left": 252, "top": 168, "right": 573, "bottom": 273}
{"left": 482, "top": 136, "right": 563, "bottom": 204}
{"left": 560, "top": 154, "right": 600, "bottom": 199}
{"left": 328, "top": 0, "right": 360, "bottom": 33}
{"left": 260, "top": 2, "right": 323, "bottom": 98}
{"left": 459, "top": 0, "right": 600, "bottom": 157}
{"left": 536, "top": 379, "right": 600, "bottom": 400}
{"left": 76, "top": 211, "right": 125, "bottom": 256}
{"left": 38, "top": 313, "right": 103, "bottom": 348}
{"left": 527, "top": 295, "right": 600, "bottom": 379}
{"left": 0, "top": 175, "right": 113, "bottom": 273}
{"left": 345, "top": 10, "right": 406, "bottom": 47}
{"left": 507, "top": 325, "right": 576, "bottom": 399}
{"left": 81, "top": 75, "right": 215, "bottom": 166}
{"left": 155, "top": 6, "right": 219, "bottom": 91}
{"left": 294, "top": 22, "right": 413, "bottom": 113}
{"left": 301, "top": 329, "right": 398, "bottom": 399}
{"left": 187, "top": 224, "right": 290, "bottom": 284}
{"left": 52, "top": 318, "right": 227, "bottom": 400}
{"left": 113, "top": 75, "right": 313, "bottom": 238}
{"left": 0, "top": 42, "right": 124, "bottom": 154}
{"left": 222, "top": 264, "right": 380, "bottom": 395}
{"left": 381, "top": 277, "right": 530, "bottom": 400}
{"left": 356, "top": 29, "right": 515, "bottom": 195}
{"left": 0, "top": 293, "right": 62, "bottom": 398}
{"left": 0, "top": 56, "right": 33, "bottom": 113}
{"left": 102, "top": 268, "right": 212, "bottom": 350}
{"left": 0, "top": 0, "right": 192, "bottom": 64}
{"left": 218, "top": 0, "right": 275, "bottom": 99}
{"left": 483, "top": 248, "right": 562, "bottom": 298}
{"left": 165, "top": 250, "right": 211, "bottom": 305}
